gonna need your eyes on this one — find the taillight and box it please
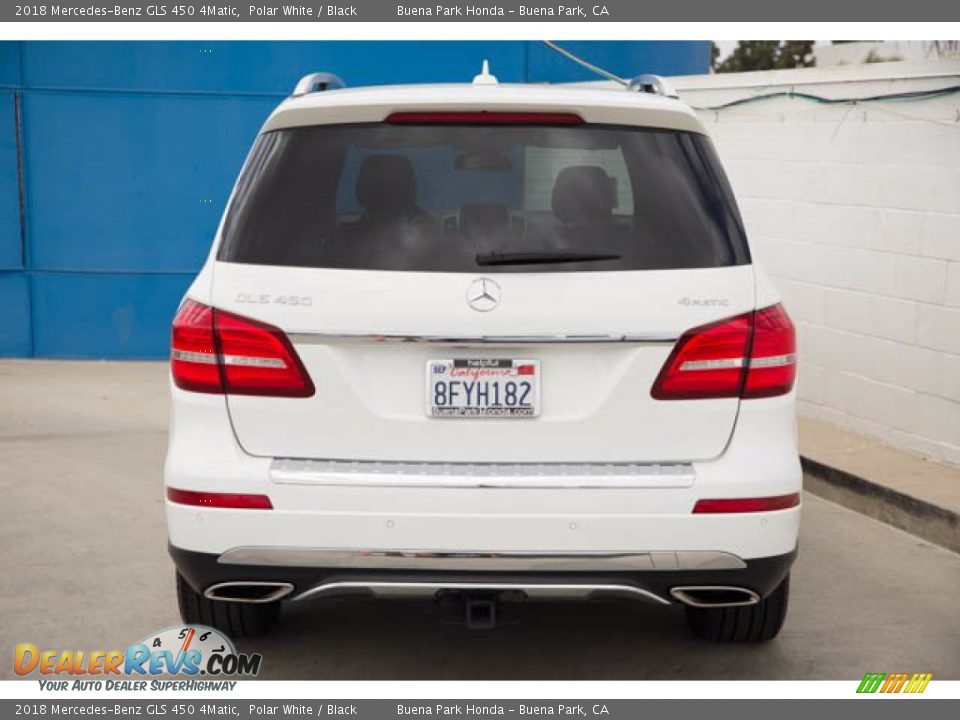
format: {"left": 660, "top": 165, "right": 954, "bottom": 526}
{"left": 170, "top": 300, "right": 220, "bottom": 393}
{"left": 170, "top": 300, "right": 314, "bottom": 397}
{"left": 741, "top": 304, "right": 796, "bottom": 399}
{"left": 651, "top": 304, "right": 796, "bottom": 401}
{"left": 651, "top": 312, "right": 752, "bottom": 400}
{"left": 215, "top": 309, "right": 315, "bottom": 397}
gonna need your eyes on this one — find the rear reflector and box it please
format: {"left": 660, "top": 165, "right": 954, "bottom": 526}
{"left": 166, "top": 488, "right": 273, "bottom": 510}
{"left": 692, "top": 493, "right": 800, "bottom": 514}
{"left": 385, "top": 111, "right": 584, "bottom": 125}
{"left": 651, "top": 304, "right": 796, "bottom": 400}
{"left": 171, "top": 299, "right": 315, "bottom": 397}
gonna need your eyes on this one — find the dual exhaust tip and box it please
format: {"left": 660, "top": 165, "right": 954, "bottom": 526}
{"left": 669, "top": 586, "right": 760, "bottom": 608}
{"left": 204, "top": 581, "right": 295, "bottom": 604}
{"left": 204, "top": 580, "right": 760, "bottom": 608}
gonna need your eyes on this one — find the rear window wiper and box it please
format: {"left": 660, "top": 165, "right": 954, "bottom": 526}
{"left": 476, "top": 250, "right": 621, "bottom": 266}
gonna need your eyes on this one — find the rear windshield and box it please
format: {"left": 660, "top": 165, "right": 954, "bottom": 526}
{"left": 219, "top": 123, "right": 750, "bottom": 272}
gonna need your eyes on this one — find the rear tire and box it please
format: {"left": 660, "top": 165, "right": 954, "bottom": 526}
{"left": 684, "top": 574, "right": 789, "bottom": 643}
{"left": 176, "top": 572, "right": 280, "bottom": 639}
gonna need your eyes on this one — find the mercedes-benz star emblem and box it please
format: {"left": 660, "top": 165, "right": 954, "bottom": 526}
{"left": 466, "top": 278, "right": 501, "bottom": 312}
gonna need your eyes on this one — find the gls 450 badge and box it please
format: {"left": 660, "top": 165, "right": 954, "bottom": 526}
{"left": 235, "top": 292, "right": 312, "bottom": 306}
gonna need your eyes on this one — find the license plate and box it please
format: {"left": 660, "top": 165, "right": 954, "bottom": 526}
{"left": 426, "top": 359, "right": 540, "bottom": 418}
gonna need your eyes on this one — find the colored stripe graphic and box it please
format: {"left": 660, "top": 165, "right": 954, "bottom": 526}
{"left": 857, "top": 673, "right": 886, "bottom": 693}
{"left": 881, "top": 673, "right": 906, "bottom": 693}
{"left": 858, "top": 672, "right": 932, "bottom": 694}
{"left": 905, "top": 673, "right": 933, "bottom": 694}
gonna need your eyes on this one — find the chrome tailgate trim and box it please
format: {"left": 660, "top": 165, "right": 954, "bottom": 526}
{"left": 287, "top": 331, "right": 677, "bottom": 345}
{"left": 269, "top": 458, "right": 695, "bottom": 489}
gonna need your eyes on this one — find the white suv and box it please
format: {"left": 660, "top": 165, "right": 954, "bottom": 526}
{"left": 165, "top": 67, "right": 801, "bottom": 643}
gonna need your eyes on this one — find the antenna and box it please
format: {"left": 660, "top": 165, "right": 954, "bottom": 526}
{"left": 472, "top": 59, "right": 499, "bottom": 86}
{"left": 628, "top": 74, "right": 679, "bottom": 99}
{"left": 291, "top": 72, "right": 346, "bottom": 97}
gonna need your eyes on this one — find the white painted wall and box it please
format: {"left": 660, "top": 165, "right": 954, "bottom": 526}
{"left": 670, "top": 62, "right": 960, "bottom": 466}
{"left": 814, "top": 41, "right": 960, "bottom": 67}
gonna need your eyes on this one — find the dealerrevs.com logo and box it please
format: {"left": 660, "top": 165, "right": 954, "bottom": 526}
{"left": 14, "top": 625, "right": 262, "bottom": 688}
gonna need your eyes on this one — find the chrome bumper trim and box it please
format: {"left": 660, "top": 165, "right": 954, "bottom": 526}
{"left": 287, "top": 332, "right": 677, "bottom": 345}
{"left": 290, "top": 581, "right": 670, "bottom": 605}
{"left": 269, "top": 458, "right": 695, "bottom": 489}
{"left": 217, "top": 548, "right": 747, "bottom": 572}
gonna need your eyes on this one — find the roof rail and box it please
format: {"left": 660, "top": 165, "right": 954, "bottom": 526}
{"left": 627, "top": 74, "right": 679, "bottom": 99}
{"left": 292, "top": 72, "right": 346, "bottom": 97}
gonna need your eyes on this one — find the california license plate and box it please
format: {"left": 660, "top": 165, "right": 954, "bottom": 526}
{"left": 427, "top": 359, "right": 540, "bottom": 418}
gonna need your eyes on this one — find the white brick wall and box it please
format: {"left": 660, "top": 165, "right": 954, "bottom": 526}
{"left": 673, "top": 62, "right": 960, "bottom": 467}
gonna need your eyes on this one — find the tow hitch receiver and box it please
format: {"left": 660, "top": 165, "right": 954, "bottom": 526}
{"left": 465, "top": 596, "right": 498, "bottom": 630}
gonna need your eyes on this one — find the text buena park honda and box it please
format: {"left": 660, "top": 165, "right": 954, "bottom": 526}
{"left": 397, "top": 706, "right": 610, "bottom": 716}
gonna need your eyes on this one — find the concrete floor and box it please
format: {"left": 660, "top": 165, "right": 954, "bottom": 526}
{"left": 1, "top": 359, "right": 958, "bottom": 680}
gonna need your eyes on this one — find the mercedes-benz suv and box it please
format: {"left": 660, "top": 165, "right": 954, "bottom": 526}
{"left": 166, "top": 67, "right": 800, "bottom": 643}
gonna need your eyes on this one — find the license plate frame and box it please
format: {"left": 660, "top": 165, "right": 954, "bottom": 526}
{"left": 426, "top": 358, "right": 540, "bottom": 418}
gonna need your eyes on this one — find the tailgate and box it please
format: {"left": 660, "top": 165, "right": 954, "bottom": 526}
{"left": 212, "top": 263, "right": 754, "bottom": 463}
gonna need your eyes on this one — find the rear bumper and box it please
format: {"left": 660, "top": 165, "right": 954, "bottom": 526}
{"left": 170, "top": 544, "right": 797, "bottom": 604}
{"left": 166, "top": 493, "right": 801, "bottom": 561}
{"left": 165, "top": 383, "right": 803, "bottom": 594}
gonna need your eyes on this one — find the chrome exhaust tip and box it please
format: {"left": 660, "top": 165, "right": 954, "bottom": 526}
{"left": 204, "top": 581, "right": 295, "bottom": 603}
{"left": 669, "top": 586, "right": 760, "bottom": 608}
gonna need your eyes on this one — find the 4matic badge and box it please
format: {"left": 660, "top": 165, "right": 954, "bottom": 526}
{"left": 677, "top": 296, "right": 731, "bottom": 308}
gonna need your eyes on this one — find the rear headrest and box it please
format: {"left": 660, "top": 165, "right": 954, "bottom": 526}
{"left": 551, "top": 165, "right": 616, "bottom": 224}
{"left": 356, "top": 154, "right": 417, "bottom": 218}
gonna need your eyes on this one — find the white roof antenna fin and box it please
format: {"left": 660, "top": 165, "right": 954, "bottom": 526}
{"left": 473, "top": 59, "right": 499, "bottom": 86}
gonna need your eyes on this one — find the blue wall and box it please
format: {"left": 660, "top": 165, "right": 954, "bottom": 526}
{"left": 0, "top": 41, "right": 710, "bottom": 358}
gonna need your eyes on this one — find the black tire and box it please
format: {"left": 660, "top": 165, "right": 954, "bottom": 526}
{"left": 176, "top": 572, "right": 280, "bottom": 639}
{"left": 684, "top": 574, "right": 790, "bottom": 643}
